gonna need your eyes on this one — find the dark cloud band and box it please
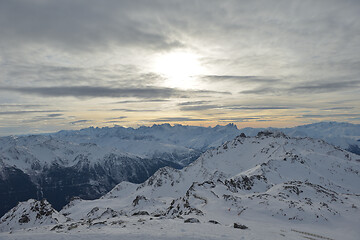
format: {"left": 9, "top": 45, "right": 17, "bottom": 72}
{"left": 0, "top": 86, "right": 230, "bottom": 99}
{"left": 153, "top": 117, "right": 206, "bottom": 122}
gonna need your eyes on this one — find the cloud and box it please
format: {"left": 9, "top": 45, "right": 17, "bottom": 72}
{"left": 178, "top": 101, "right": 211, "bottom": 106}
{"left": 153, "top": 117, "right": 206, "bottom": 122}
{"left": 70, "top": 120, "right": 91, "bottom": 125}
{"left": 321, "top": 107, "right": 354, "bottom": 110}
{"left": 179, "top": 103, "right": 296, "bottom": 112}
{"left": 0, "top": 110, "right": 62, "bottom": 115}
{"left": 218, "top": 117, "right": 261, "bottom": 121}
{"left": 111, "top": 109, "right": 158, "bottom": 112}
{"left": 0, "top": 0, "right": 360, "bottom": 134}
{"left": 103, "top": 120, "right": 126, "bottom": 124}
{"left": 217, "top": 117, "right": 275, "bottom": 123}
{"left": 0, "top": 104, "right": 48, "bottom": 108}
{"left": 114, "top": 99, "right": 169, "bottom": 104}
{"left": 201, "top": 75, "right": 281, "bottom": 84}
{"left": 0, "top": 0, "right": 184, "bottom": 52}
{"left": 1, "top": 64, "right": 151, "bottom": 87}
{"left": 1, "top": 0, "right": 359, "bottom": 57}
{"left": 290, "top": 80, "right": 360, "bottom": 94}
{"left": 239, "top": 87, "right": 281, "bottom": 95}
{"left": 180, "top": 104, "right": 220, "bottom": 111}
{"left": 0, "top": 86, "right": 230, "bottom": 99}
{"left": 240, "top": 80, "right": 360, "bottom": 95}
{"left": 105, "top": 116, "right": 127, "bottom": 120}
{"left": 228, "top": 106, "right": 295, "bottom": 110}
{"left": 22, "top": 115, "right": 65, "bottom": 124}
{"left": 47, "top": 113, "right": 63, "bottom": 117}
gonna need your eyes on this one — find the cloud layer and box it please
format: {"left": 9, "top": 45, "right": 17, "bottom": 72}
{"left": 0, "top": 0, "right": 359, "bottom": 135}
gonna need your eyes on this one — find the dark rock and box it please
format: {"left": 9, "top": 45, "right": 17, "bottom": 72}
{"left": 67, "top": 223, "right": 78, "bottom": 230}
{"left": 234, "top": 223, "right": 248, "bottom": 229}
{"left": 184, "top": 218, "right": 200, "bottom": 223}
{"left": 208, "top": 220, "right": 220, "bottom": 224}
{"left": 50, "top": 224, "right": 64, "bottom": 231}
{"left": 132, "top": 211, "right": 149, "bottom": 216}
{"left": 132, "top": 195, "right": 147, "bottom": 207}
{"left": 18, "top": 214, "right": 30, "bottom": 223}
{"left": 257, "top": 131, "right": 273, "bottom": 137}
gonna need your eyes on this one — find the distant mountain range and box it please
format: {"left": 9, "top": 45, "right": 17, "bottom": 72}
{"left": 0, "top": 121, "right": 359, "bottom": 219}
{"left": 1, "top": 131, "right": 359, "bottom": 239}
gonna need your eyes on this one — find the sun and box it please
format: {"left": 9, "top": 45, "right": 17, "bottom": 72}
{"left": 152, "top": 51, "right": 204, "bottom": 89}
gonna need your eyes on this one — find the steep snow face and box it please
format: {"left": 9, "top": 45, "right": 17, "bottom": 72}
{"left": 0, "top": 199, "right": 66, "bottom": 232}
{"left": 60, "top": 133, "right": 360, "bottom": 224}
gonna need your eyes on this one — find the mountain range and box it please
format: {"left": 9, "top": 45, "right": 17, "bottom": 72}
{"left": 0, "top": 121, "right": 359, "bottom": 220}
{"left": 1, "top": 130, "right": 359, "bottom": 239}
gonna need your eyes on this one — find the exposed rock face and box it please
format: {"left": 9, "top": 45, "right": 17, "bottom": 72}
{"left": 234, "top": 223, "right": 248, "bottom": 229}
{"left": 184, "top": 218, "right": 200, "bottom": 223}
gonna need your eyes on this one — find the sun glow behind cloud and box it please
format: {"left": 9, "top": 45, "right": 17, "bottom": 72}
{"left": 152, "top": 51, "right": 205, "bottom": 89}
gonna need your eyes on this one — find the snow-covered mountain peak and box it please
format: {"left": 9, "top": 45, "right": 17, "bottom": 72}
{"left": 0, "top": 199, "right": 66, "bottom": 232}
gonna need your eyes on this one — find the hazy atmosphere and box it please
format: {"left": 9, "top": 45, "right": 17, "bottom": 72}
{"left": 0, "top": 0, "right": 359, "bottom": 135}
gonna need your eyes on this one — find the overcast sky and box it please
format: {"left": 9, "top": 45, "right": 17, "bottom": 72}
{"left": 0, "top": 0, "right": 359, "bottom": 135}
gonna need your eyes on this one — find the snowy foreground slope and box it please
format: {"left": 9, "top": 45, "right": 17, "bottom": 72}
{"left": 1, "top": 132, "right": 359, "bottom": 240}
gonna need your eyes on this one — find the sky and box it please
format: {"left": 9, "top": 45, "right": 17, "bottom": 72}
{"left": 0, "top": 0, "right": 359, "bottom": 136}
